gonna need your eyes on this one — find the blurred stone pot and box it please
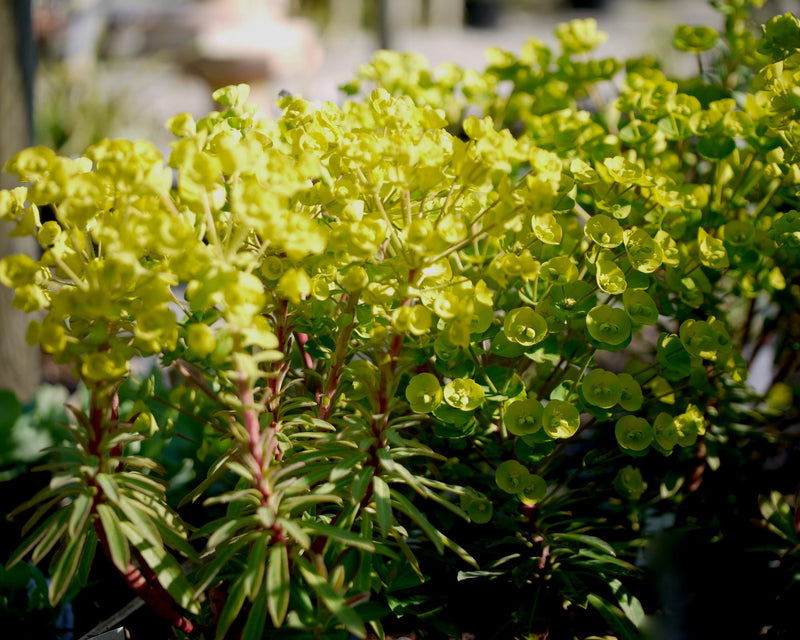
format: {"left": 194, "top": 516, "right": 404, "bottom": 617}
{"left": 464, "top": 0, "right": 504, "bottom": 28}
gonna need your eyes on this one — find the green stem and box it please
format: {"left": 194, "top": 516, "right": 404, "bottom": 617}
{"left": 752, "top": 180, "right": 782, "bottom": 219}
{"left": 469, "top": 344, "right": 498, "bottom": 394}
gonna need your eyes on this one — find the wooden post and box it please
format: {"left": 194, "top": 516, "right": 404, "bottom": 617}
{"left": 0, "top": 0, "right": 40, "bottom": 402}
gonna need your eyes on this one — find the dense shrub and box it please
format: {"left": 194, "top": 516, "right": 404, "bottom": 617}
{"left": 1, "top": 1, "right": 798, "bottom": 637}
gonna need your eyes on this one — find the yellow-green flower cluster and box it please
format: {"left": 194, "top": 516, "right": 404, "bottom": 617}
{"left": 1, "top": 5, "right": 799, "bottom": 506}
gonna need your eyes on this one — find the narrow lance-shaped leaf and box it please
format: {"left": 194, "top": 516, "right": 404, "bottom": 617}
{"left": 301, "top": 519, "right": 376, "bottom": 552}
{"left": 153, "top": 517, "right": 201, "bottom": 563}
{"left": 215, "top": 573, "right": 247, "bottom": 640}
{"left": 96, "top": 503, "right": 130, "bottom": 572}
{"left": 31, "top": 509, "right": 71, "bottom": 565}
{"left": 243, "top": 534, "right": 268, "bottom": 600}
{"left": 389, "top": 489, "right": 444, "bottom": 554}
{"left": 192, "top": 536, "right": 251, "bottom": 597}
{"left": 195, "top": 515, "right": 252, "bottom": 545}
{"left": 392, "top": 532, "right": 424, "bottom": 580}
{"left": 241, "top": 582, "right": 269, "bottom": 640}
{"left": 179, "top": 453, "right": 232, "bottom": 508}
{"left": 95, "top": 473, "right": 121, "bottom": 504}
{"left": 297, "top": 556, "right": 366, "bottom": 639}
{"left": 120, "top": 521, "right": 200, "bottom": 615}
{"left": 586, "top": 593, "right": 641, "bottom": 640}
{"left": 9, "top": 483, "right": 68, "bottom": 520}
{"left": 550, "top": 532, "right": 617, "bottom": 556}
{"left": 117, "top": 496, "right": 163, "bottom": 548}
{"left": 372, "top": 476, "right": 392, "bottom": 538}
{"left": 7, "top": 509, "right": 69, "bottom": 568}
{"left": 266, "top": 543, "right": 290, "bottom": 627}
{"left": 68, "top": 493, "right": 92, "bottom": 539}
{"left": 48, "top": 532, "right": 88, "bottom": 605}
{"left": 21, "top": 494, "right": 68, "bottom": 537}
{"left": 276, "top": 517, "right": 310, "bottom": 549}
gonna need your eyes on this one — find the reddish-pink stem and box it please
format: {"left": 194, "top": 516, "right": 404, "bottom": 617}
{"left": 94, "top": 520, "right": 196, "bottom": 633}
{"left": 238, "top": 374, "right": 270, "bottom": 502}
{"left": 318, "top": 295, "right": 358, "bottom": 421}
{"left": 89, "top": 390, "right": 196, "bottom": 634}
{"left": 295, "top": 332, "right": 314, "bottom": 369}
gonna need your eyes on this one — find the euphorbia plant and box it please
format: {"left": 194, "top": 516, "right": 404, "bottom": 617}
{"left": 1, "top": 0, "right": 799, "bottom": 637}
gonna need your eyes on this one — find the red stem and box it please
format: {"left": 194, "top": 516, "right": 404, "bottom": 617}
{"left": 88, "top": 391, "right": 196, "bottom": 634}
{"left": 236, "top": 337, "right": 286, "bottom": 543}
{"left": 94, "top": 520, "right": 196, "bottom": 634}
{"left": 238, "top": 374, "right": 270, "bottom": 502}
{"left": 295, "top": 332, "right": 314, "bottom": 369}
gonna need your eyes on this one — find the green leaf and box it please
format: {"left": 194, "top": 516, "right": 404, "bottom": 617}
{"left": 351, "top": 466, "right": 374, "bottom": 504}
{"left": 392, "top": 534, "right": 423, "bottom": 580}
{"left": 301, "top": 520, "right": 376, "bottom": 552}
{"left": 9, "top": 483, "right": 70, "bottom": 520}
{"left": 48, "top": 533, "right": 88, "bottom": 605}
{"left": 179, "top": 453, "right": 232, "bottom": 508}
{"left": 215, "top": 573, "right": 247, "bottom": 640}
{"left": 72, "top": 528, "right": 98, "bottom": 601}
{"left": 439, "top": 531, "right": 479, "bottom": 568}
{"left": 68, "top": 493, "right": 92, "bottom": 539}
{"left": 192, "top": 535, "right": 251, "bottom": 596}
{"left": 31, "top": 508, "right": 70, "bottom": 565}
{"left": 153, "top": 517, "right": 200, "bottom": 563}
{"left": 115, "top": 471, "right": 168, "bottom": 499}
{"left": 298, "top": 556, "right": 366, "bottom": 638}
{"left": 20, "top": 494, "right": 67, "bottom": 537}
{"left": 389, "top": 490, "right": 443, "bottom": 554}
{"left": 760, "top": 491, "right": 798, "bottom": 542}
{"left": 330, "top": 453, "right": 368, "bottom": 482}
{"left": 8, "top": 508, "right": 68, "bottom": 568}
{"left": 120, "top": 521, "right": 200, "bottom": 615}
{"left": 117, "top": 496, "right": 162, "bottom": 548}
{"left": 281, "top": 493, "right": 344, "bottom": 513}
{"left": 550, "top": 533, "right": 616, "bottom": 556}
{"left": 199, "top": 516, "right": 253, "bottom": 549}
{"left": 277, "top": 517, "right": 310, "bottom": 549}
{"left": 611, "top": 579, "right": 645, "bottom": 629}
{"left": 97, "top": 503, "right": 130, "bottom": 572}
{"left": 243, "top": 535, "right": 268, "bottom": 599}
{"left": 388, "top": 459, "right": 433, "bottom": 499}
{"left": 242, "top": 582, "right": 269, "bottom": 640}
{"left": 587, "top": 593, "right": 641, "bottom": 640}
{"left": 266, "top": 543, "right": 290, "bottom": 627}
{"left": 95, "top": 473, "right": 121, "bottom": 504}
{"left": 577, "top": 549, "right": 638, "bottom": 573}
{"left": 373, "top": 476, "right": 392, "bottom": 538}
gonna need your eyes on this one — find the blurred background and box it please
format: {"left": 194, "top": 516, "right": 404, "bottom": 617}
{"left": 13, "top": 0, "right": 800, "bottom": 155}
